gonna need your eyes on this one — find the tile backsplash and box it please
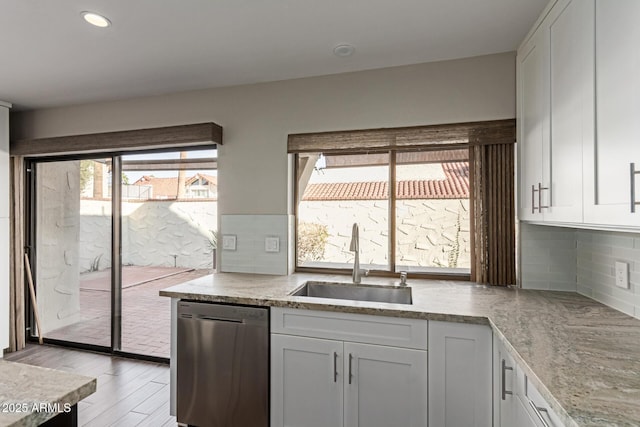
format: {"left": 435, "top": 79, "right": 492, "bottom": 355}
{"left": 220, "top": 214, "right": 292, "bottom": 275}
{"left": 520, "top": 222, "right": 640, "bottom": 320}
{"left": 519, "top": 223, "right": 577, "bottom": 291}
{"left": 576, "top": 229, "right": 640, "bottom": 319}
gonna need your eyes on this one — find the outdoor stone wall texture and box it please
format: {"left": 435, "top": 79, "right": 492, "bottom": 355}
{"left": 79, "top": 200, "right": 217, "bottom": 272}
{"left": 37, "top": 161, "right": 82, "bottom": 333}
{"left": 298, "top": 199, "right": 470, "bottom": 269}
{"left": 77, "top": 198, "right": 467, "bottom": 278}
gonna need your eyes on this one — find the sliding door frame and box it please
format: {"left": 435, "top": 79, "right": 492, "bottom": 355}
{"left": 24, "top": 148, "right": 209, "bottom": 364}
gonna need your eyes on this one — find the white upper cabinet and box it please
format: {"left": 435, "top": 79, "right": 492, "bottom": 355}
{"left": 584, "top": 0, "right": 640, "bottom": 227}
{"left": 517, "top": 0, "right": 594, "bottom": 224}
{"left": 517, "top": 22, "right": 549, "bottom": 221}
{"left": 0, "top": 104, "right": 9, "bottom": 219}
{"left": 0, "top": 102, "right": 10, "bottom": 355}
{"left": 544, "top": 0, "right": 593, "bottom": 223}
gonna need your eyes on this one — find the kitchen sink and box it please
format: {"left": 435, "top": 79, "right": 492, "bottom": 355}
{"left": 291, "top": 281, "right": 412, "bottom": 305}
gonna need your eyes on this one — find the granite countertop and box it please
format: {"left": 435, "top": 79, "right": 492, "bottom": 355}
{"left": 160, "top": 272, "right": 640, "bottom": 427}
{"left": 0, "top": 360, "right": 96, "bottom": 427}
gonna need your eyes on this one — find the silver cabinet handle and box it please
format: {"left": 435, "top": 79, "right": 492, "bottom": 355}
{"left": 631, "top": 163, "right": 639, "bottom": 213}
{"left": 333, "top": 352, "right": 338, "bottom": 383}
{"left": 501, "top": 359, "right": 513, "bottom": 400}
{"left": 348, "top": 353, "right": 353, "bottom": 385}
{"left": 531, "top": 184, "right": 537, "bottom": 213}
{"left": 538, "top": 182, "right": 549, "bottom": 211}
{"left": 528, "top": 400, "right": 551, "bottom": 427}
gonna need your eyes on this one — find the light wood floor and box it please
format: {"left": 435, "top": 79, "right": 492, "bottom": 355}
{"left": 4, "top": 344, "right": 176, "bottom": 426}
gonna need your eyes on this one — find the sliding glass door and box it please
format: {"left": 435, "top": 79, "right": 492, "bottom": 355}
{"left": 33, "top": 158, "right": 113, "bottom": 348}
{"left": 27, "top": 149, "right": 217, "bottom": 359}
{"left": 119, "top": 150, "right": 217, "bottom": 358}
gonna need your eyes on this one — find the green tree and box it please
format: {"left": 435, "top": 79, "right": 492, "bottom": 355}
{"left": 79, "top": 160, "right": 94, "bottom": 192}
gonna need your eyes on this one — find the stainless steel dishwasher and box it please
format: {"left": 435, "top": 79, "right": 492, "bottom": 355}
{"left": 177, "top": 301, "right": 269, "bottom": 427}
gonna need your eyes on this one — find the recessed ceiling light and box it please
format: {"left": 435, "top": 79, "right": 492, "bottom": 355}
{"left": 333, "top": 44, "right": 355, "bottom": 57}
{"left": 81, "top": 11, "right": 111, "bottom": 28}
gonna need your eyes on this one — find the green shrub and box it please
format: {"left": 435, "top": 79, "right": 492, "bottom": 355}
{"left": 298, "top": 222, "right": 329, "bottom": 262}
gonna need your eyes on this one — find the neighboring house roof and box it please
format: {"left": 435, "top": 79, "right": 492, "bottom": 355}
{"left": 133, "top": 176, "right": 181, "bottom": 198}
{"left": 185, "top": 173, "right": 218, "bottom": 187}
{"left": 132, "top": 173, "right": 217, "bottom": 199}
{"left": 302, "top": 162, "right": 468, "bottom": 201}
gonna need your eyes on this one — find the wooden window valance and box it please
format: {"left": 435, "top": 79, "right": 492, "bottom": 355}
{"left": 288, "top": 119, "right": 515, "bottom": 153}
{"left": 10, "top": 122, "right": 223, "bottom": 157}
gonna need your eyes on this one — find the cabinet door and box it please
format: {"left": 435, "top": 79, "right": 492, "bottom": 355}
{"left": 543, "top": 0, "right": 594, "bottom": 223}
{"left": 517, "top": 24, "right": 549, "bottom": 221}
{"left": 271, "top": 334, "right": 343, "bottom": 427}
{"left": 493, "top": 338, "right": 516, "bottom": 427}
{"left": 0, "top": 105, "right": 9, "bottom": 219}
{"left": 0, "top": 218, "right": 8, "bottom": 352}
{"left": 585, "top": 0, "right": 640, "bottom": 227}
{"left": 428, "top": 321, "right": 492, "bottom": 427}
{"left": 514, "top": 394, "right": 542, "bottom": 427}
{"left": 343, "top": 342, "right": 427, "bottom": 427}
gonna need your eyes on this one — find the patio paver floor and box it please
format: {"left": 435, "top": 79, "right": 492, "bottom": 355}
{"left": 44, "top": 268, "right": 211, "bottom": 358}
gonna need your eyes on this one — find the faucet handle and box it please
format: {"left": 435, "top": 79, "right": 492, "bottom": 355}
{"left": 363, "top": 269, "right": 370, "bottom": 277}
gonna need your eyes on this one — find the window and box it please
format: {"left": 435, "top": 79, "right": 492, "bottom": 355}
{"left": 295, "top": 148, "right": 470, "bottom": 276}
{"left": 289, "top": 119, "right": 516, "bottom": 285}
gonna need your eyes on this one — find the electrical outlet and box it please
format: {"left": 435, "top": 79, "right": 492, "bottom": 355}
{"left": 222, "top": 235, "right": 237, "bottom": 251}
{"left": 265, "top": 237, "right": 280, "bottom": 253}
{"left": 615, "top": 261, "right": 629, "bottom": 289}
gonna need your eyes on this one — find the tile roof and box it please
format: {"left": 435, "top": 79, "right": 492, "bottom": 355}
{"left": 132, "top": 173, "right": 217, "bottom": 199}
{"left": 133, "top": 175, "right": 181, "bottom": 198}
{"left": 302, "top": 162, "right": 468, "bottom": 201}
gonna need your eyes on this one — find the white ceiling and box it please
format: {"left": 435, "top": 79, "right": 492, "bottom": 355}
{"left": 1, "top": 0, "right": 548, "bottom": 111}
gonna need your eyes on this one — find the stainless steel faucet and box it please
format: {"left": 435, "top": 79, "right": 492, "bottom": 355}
{"left": 349, "top": 223, "right": 367, "bottom": 283}
{"left": 399, "top": 271, "right": 408, "bottom": 286}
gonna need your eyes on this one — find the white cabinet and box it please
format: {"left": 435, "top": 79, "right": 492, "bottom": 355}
{"left": 584, "top": 0, "right": 640, "bottom": 227}
{"left": 514, "top": 361, "right": 565, "bottom": 427}
{"left": 494, "top": 333, "right": 566, "bottom": 427}
{"left": 428, "top": 321, "right": 492, "bottom": 427}
{"left": 271, "top": 335, "right": 343, "bottom": 427}
{"left": 493, "top": 337, "right": 516, "bottom": 427}
{"left": 271, "top": 308, "right": 428, "bottom": 427}
{"left": 519, "top": 0, "right": 640, "bottom": 229}
{"left": 344, "top": 342, "right": 428, "bottom": 427}
{"left": 517, "top": 21, "right": 549, "bottom": 221}
{"left": 0, "top": 103, "right": 9, "bottom": 219}
{"left": 514, "top": 394, "right": 541, "bottom": 427}
{"left": 517, "top": 0, "right": 593, "bottom": 223}
{"left": 543, "top": 0, "right": 593, "bottom": 223}
{"left": 0, "top": 101, "right": 10, "bottom": 355}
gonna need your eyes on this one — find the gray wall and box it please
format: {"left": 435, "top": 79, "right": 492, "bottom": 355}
{"left": 11, "top": 52, "right": 516, "bottom": 218}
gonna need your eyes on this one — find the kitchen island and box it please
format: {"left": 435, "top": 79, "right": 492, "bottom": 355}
{"left": 0, "top": 359, "right": 96, "bottom": 427}
{"left": 161, "top": 273, "right": 640, "bottom": 427}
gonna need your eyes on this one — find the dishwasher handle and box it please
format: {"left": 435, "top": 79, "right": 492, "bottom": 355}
{"left": 199, "top": 315, "right": 244, "bottom": 323}
{"left": 180, "top": 314, "right": 245, "bottom": 323}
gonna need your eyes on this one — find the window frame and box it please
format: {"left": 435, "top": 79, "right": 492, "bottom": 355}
{"left": 293, "top": 147, "right": 472, "bottom": 281}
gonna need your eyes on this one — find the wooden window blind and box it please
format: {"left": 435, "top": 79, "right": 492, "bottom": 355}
{"left": 10, "top": 122, "right": 222, "bottom": 157}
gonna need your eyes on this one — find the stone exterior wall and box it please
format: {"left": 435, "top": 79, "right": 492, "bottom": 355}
{"left": 298, "top": 199, "right": 470, "bottom": 269}
{"left": 36, "top": 161, "right": 82, "bottom": 333}
{"left": 79, "top": 200, "right": 217, "bottom": 272}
